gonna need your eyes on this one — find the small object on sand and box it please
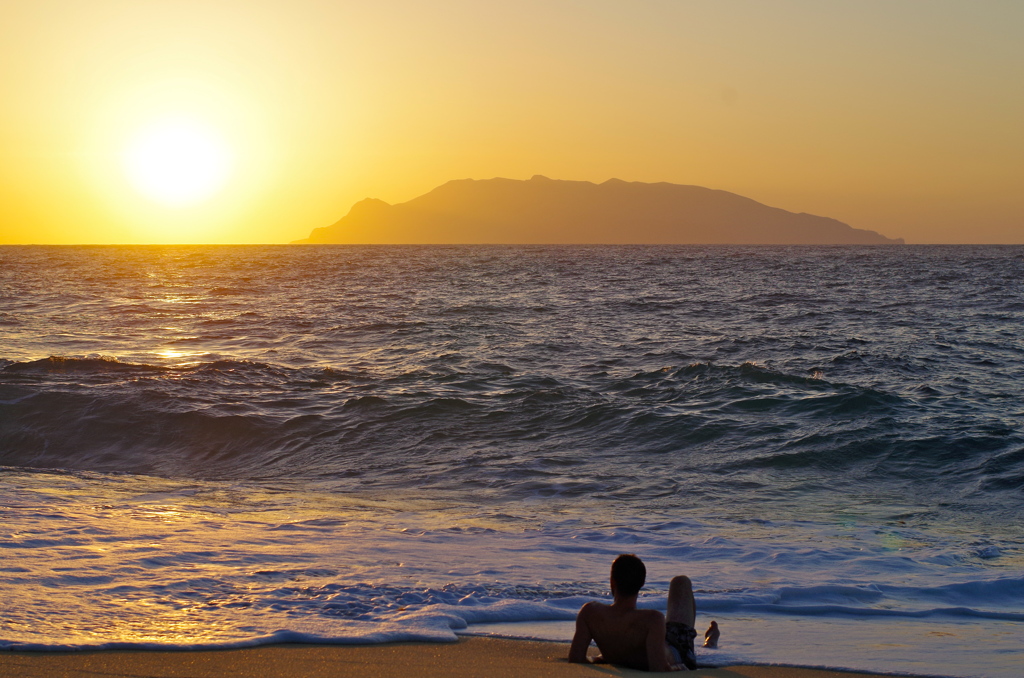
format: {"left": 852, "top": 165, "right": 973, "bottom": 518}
{"left": 703, "top": 620, "right": 720, "bottom": 648}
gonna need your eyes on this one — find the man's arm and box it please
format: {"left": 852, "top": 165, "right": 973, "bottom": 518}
{"left": 646, "top": 613, "right": 673, "bottom": 672}
{"left": 568, "top": 604, "right": 595, "bottom": 664}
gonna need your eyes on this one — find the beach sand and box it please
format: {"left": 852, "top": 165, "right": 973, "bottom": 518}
{"left": 0, "top": 636, "right": 918, "bottom": 678}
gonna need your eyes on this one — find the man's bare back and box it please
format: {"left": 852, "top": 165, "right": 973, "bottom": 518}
{"left": 570, "top": 600, "right": 673, "bottom": 671}
{"left": 568, "top": 555, "right": 702, "bottom": 672}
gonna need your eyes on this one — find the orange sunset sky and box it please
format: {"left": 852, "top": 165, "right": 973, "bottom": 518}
{"left": 1, "top": 0, "right": 1022, "bottom": 245}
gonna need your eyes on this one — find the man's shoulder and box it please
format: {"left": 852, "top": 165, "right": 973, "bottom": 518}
{"left": 577, "top": 602, "right": 664, "bottom": 626}
{"left": 635, "top": 608, "right": 666, "bottom": 624}
{"left": 578, "top": 600, "right": 610, "bottom": 616}
{"left": 605, "top": 606, "right": 661, "bottom": 624}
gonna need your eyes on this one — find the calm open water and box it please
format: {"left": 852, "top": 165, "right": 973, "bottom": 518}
{"left": 1, "top": 245, "right": 1022, "bottom": 676}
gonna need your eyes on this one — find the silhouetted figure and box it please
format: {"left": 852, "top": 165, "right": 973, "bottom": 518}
{"left": 568, "top": 554, "right": 708, "bottom": 671}
{"left": 704, "top": 620, "right": 720, "bottom": 648}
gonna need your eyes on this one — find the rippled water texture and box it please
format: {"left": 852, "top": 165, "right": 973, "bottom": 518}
{"left": 2, "top": 245, "right": 1023, "bottom": 675}
{"left": 3, "top": 245, "right": 1022, "bottom": 525}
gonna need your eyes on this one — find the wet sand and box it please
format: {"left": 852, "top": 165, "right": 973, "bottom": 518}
{"left": 0, "top": 636, "right": 921, "bottom": 678}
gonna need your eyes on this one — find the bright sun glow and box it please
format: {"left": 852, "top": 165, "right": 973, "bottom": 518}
{"left": 122, "top": 118, "right": 234, "bottom": 206}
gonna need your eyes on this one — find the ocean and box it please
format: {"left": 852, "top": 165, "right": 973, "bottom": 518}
{"left": 1, "top": 244, "right": 1022, "bottom": 677}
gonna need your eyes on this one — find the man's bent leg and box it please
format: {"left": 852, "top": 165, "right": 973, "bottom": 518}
{"left": 665, "top": 576, "right": 698, "bottom": 670}
{"left": 666, "top": 575, "right": 695, "bottom": 627}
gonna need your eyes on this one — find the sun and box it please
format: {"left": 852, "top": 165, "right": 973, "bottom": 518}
{"left": 122, "top": 118, "right": 234, "bottom": 207}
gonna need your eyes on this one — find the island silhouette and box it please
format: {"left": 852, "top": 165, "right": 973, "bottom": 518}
{"left": 293, "top": 176, "right": 904, "bottom": 245}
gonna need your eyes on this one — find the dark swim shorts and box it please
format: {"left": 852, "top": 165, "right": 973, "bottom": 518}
{"left": 665, "top": 621, "right": 698, "bottom": 670}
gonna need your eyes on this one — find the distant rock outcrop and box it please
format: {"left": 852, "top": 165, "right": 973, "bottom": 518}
{"left": 293, "top": 176, "right": 903, "bottom": 245}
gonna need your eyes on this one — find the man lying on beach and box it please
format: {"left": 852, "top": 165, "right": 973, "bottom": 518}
{"left": 568, "top": 554, "right": 706, "bottom": 671}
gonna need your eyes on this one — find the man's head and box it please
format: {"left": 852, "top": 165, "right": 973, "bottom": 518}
{"left": 610, "top": 553, "right": 646, "bottom": 597}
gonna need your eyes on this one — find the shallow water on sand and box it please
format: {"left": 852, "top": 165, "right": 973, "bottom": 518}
{"left": 2, "top": 245, "right": 1023, "bottom": 676}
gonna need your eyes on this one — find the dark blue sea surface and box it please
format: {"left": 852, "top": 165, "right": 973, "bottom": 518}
{"left": 1, "top": 245, "right": 1022, "bottom": 675}
{"left": 2, "top": 245, "right": 1022, "bottom": 523}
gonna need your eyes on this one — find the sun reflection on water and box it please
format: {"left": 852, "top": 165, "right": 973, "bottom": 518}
{"left": 156, "top": 349, "right": 190, "bottom": 360}
{"left": 155, "top": 348, "right": 208, "bottom": 365}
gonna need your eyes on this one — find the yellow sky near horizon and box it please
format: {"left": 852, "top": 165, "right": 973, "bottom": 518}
{"left": 1, "top": 0, "right": 1022, "bottom": 245}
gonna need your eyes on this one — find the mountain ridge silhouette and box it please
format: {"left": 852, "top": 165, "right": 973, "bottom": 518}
{"left": 293, "top": 176, "right": 904, "bottom": 244}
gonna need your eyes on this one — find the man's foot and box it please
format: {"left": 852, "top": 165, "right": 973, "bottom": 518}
{"left": 703, "top": 620, "right": 720, "bottom": 648}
